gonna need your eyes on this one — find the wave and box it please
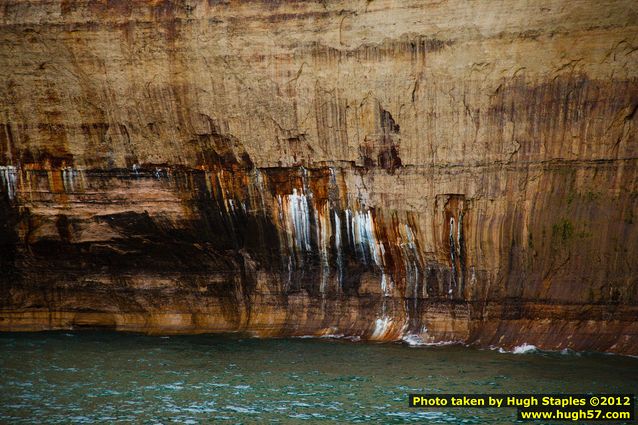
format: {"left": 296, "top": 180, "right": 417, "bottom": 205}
{"left": 292, "top": 334, "right": 361, "bottom": 342}
{"left": 400, "top": 334, "right": 462, "bottom": 347}
{"left": 494, "top": 344, "right": 588, "bottom": 356}
{"left": 512, "top": 343, "right": 538, "bottom": 354}
{"left": 494, "top": 343, "right": 538, "bottom": 354}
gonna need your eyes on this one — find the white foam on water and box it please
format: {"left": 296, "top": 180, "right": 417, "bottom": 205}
{"left": 401, "top": 334, "right": 425, "bottom": 346}
{"left": 491, "top": 344, "right": 588, "bottom": 356}
{"left": 402, "top": 335, "right": 462, "bottom": 347}
{"left": 319, "top": 334, "right": 345, "bottom": 339}
{"left": 511, "top": 343, "right": 538, "bottom": 354}
{"left": 224, "top": 406, "right": 258, "bottom": 414}
{"left": 292, "top": 334, "right": 361, "bottom": 342}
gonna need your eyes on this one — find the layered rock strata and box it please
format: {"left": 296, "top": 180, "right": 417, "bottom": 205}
{"left": 0, "top": 0, "right": 637, "bottom": 354}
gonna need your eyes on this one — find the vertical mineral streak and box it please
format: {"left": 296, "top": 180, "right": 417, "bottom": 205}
{"left": 457, "top": 210, "right": 465, "bottom": 299}
{"left": 287, "top": 188, "right": 312, "bottom": 254}
{"left": 333, "top": 210, "right": 343, "bottom": 291}
{"left": 316, "top": 202, "right": 331, "bottom": 294}
{"left": 449, "top": 217, "right": 457, "bottom": 297}
{"left": 0, "top": 166, "right": 17, "bottom": 200}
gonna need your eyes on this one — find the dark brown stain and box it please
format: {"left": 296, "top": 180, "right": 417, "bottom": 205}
{"left": 191, "top": 116, "right": 254, "bottom": 171}
{"left": 0, "top": 124, "right": 17, "bottom": 165}
{"left": 486, "top": 74, "right": 638, "bottom": 160}
{"left": 302, "top": 36, "right": 454, "bottom": 63}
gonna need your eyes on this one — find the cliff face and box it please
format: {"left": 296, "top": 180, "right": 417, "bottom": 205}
{"left": 1, "top": 0, "right": 637, "bottom": 354}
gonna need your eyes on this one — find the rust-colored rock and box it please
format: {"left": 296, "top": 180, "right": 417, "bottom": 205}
{"left": 0, "top": 0, "right": 637, "bottom": 354}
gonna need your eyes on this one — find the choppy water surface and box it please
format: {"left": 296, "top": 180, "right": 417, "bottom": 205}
{"left": 0, "top": 333, "right": 636, "bottom": 424}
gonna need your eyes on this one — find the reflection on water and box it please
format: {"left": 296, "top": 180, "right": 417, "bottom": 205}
{"left": 0, "top": 333, "right": 636, "bottom": 424}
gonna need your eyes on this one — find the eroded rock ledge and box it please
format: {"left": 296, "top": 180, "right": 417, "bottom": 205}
{"left": 0, "top": 0, "right": 637, "bottom": 354}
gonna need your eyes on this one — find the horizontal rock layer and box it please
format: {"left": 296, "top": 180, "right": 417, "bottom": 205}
{"left": 0, "top": 0, "right": 637, "bottom": 354}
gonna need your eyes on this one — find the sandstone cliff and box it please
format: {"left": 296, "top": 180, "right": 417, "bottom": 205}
{"left": 0, "top": 0, "right": 637, "bottom": 354}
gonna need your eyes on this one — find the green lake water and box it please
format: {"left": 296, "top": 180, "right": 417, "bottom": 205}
{"left": 0, "top": 332, "right": 636, "bottom": 424}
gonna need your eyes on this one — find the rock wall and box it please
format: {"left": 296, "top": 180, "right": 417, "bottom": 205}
{"left": 0, "top": 0, "right": 637, "bottom": 354}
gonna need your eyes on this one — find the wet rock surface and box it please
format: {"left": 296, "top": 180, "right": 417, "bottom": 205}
{"left": 0, "top": 0, "right": 637, "bottom": 354}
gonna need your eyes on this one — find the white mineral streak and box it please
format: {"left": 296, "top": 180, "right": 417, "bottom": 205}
{"left": 0, "top": 165, "right": 17, "bottom": 200}
{"left": 350, "top": 209, "right": 389, "bottom": 295}
{"left": 276, "top": 194, "right": 294, "bottom": 269}
{"left": 370, "top": 316, "right": 393, "bottom": 340}
{"left": 287, "top": 188, "right": 312, "bottom": 253}
{"left": 334, "top": 211, "right": 343, "bottom": 290}
{"left": 215, "top": 172, "right": 229, "bottom": 214}
{"left": 275, "top": 176, "right": 393, "bottom": 296}
{"left": 278, "top": 187, "right": 315, "bottom": 276}
{"left": 252, "top": 168, "right": 267, "bottom": 213}
{"left": 257, "top": 168, "right": 414, "bottom": 301}
{"left": 61, "top": 167, "right": 76, "bottom": 193}
{"left": 344, "top": 209, "right": 352, "bottom": 247}
{"left": 403, "top": 224, "right": 420, "bottom": 299}
{"left": 221, "top": 172, "right": 237, "bottom": 215}
{"left": 401, "top": 224, "right": 421, "bottom": 320}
